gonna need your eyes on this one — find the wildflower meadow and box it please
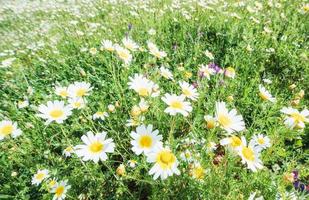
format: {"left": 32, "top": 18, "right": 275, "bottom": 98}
{"left": 0, "top": 0, "right": 308, "bottom": 199}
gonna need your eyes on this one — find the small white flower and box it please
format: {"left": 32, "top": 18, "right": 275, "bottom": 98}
{"left": 130, "top": 124, "right": 162, "bottom": 155}
{"left": 0, "top": 120, "right": 22, "bottom": 141}
{"left": 68, "top": 98, "right": 87, "bottom": 109}
{"left": 17, "top": 100, "right": 29, "bottom": 109}
{"left": 63, "top": 146, "right": 74, "bottom": 157}
{"left": 238, "top": 138, "right": 263, "bottom": 172}
{"left": 280, "top": 107, "right": 309, "bottom": 129}
{"left": 115, "top": 45, "right": 132, "bottom": 65}
{"left": 92, "top": 111, "right": 109, "bottom": 120}
{"left": 259, "top": 85, "right": 276, "bottom": 102}
{"left": 147, "top": 146, "right": 180, "bottom": 180}
{"left": 160, "top": 66, "right": 174, "bottom": 80}
{"left": 252, "top": 134, "right": 271, "bottom": 150}
{"left": 122, "top": 38, "right": 139, "bottom": 51}
{"left": 179, "top": 81, "right": 199, "bottom": 101}
{"left": 31, "top": 169, "right": 49, "bottom": 185}
{"left": 37, "top": 101, "right": 72, "bottom": 125}
{"left": 67, "top": 82, "right": 92, "bottom": 98}
{"left": 101, "top": 40, "right": 114, "bottom": 51}
{"left": 74, "top": 131, "right": 115, "bottom": 163}
{"left": 50, "top": 180, "right": 71, "bottom": 200}
{"left": 161, "top": 94, "right": 192, "bottom": 117}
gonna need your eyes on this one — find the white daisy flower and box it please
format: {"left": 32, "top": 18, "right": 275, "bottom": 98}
{"left": 204, "top": 50, "right": 214, "bottom": 60}
{"left": 130, "top": 124, "right": 162, "bottom": 155}
{"left": 259, "top": 85, "right": 276, "bottom": 102}
{"left": 252, "top": 134, "right": 271, "bottom": 150}
{"left": 139, "top": 98, "right": 149, "bottom": 112}
{"left": 161, "top": 94, "right": 192, "bottom": 117}
{"left": 146, "top": 146, "right": 180, "bottom": 180}
{"left": 147, "top": 42, "right": 167, "bottom": 59}
{"left": 74, "top": 131, "right": 115, "bottom": 163}
{"left": 31, "top": 169, "right": 49, "bottom": 185}
{"left": 17, "top": 99, "right": 29, "bottom": 109}
{"left": 0, "top": 57, "right": 15, "bottom": 68}
{"left": 101, "top": 39, "right": 114, "bottom": 51}
{"left": 204, "top": 115, "right": 217, "bottom": 129}
{"left": 224, "top": 67, "right": 236, "bottom": 78}
{"left": 55, "top": 86, "right": 69, "bottom": 98}
{"left": 280, "top": 107, "right": 309, "bottom": 129}
{"left": 190, "top": 163, "right": 206, "bottom": 180}
{"left": 0, "top": 120, "right": 22, "bottom": 141}
{"left": 207, "top": 141, "right": 217, "bottom": 152}
{"left": 248, "top": 192, "right": 264, "bottom": 200}
{"left": 50, "top": 180, "right": 71, "bottom": 200}
{"left": 63, "top": 146, "right": 74, "bottom": 157}
{"left": 199, "top": 64, "right": 215, "bottom": 79}
{"left": 179, "top": 81, "right": 199, "bottom": 101}
{"left": 68, "top": 98, "right": 87, "bottom": 110}
{"left": 160, "top": 66, "right": 173, "bottom": 80}
{"left": 220, "top": 135, "right": 244, "bottom": 152}
{"left": 67, "top": 82, "right": 92, "bottom": 98}
{"left": 37, "top": 101, "right": 72, "bottom": 124}
{"left": 215, "top": 101, "right": 245, "bottom": 133}
{"left": 114, "top": 45, "right": 132, "bottom": 65}
{"left": 92, "top": 111, "right": 109, "bottom": 120}
{"left": 238, "top": 138, "right": 263, "bottom": 172}
{"left": 128, "top": 160, "right": 137, "bottom": 168}
{"left": 148, "top": 28, "right": 156, "bottom": 35}
{"left": 122, "top": 38, "right": 139, "bottom": 51}
{"left": 180, "top": 150, "right": 193, "bottom": 162}
{"left": 128, "top": 74, "right": 158, "bottom": 97}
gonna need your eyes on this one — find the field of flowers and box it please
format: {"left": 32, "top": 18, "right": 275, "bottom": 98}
{"left": 0, "top": 0, "right": 309, "bottom": 199}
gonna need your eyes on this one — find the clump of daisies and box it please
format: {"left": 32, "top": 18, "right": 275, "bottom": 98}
{"left": 220, "top": 134, "right": 271, "bottom": 172}
{"left": 130, "top": 124, "right": 180, "bottom": 180}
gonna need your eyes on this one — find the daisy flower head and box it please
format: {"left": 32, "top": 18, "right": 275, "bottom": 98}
{"left": 280, "top": 107, "right": 309, "bottom": 129}
{"left": 252, "top": 134, "right": 271, "bottom": 150}
{"left": 224, "top": 67, "right": 236, "bottom": 78}
{"left": 32, "top": 169, "right": 49, "bottom": 185}
{"left": 92, "top": 111, "right": 109, "bottom": 120}
{"left": 215, "top": 101, "right": 245, "bottom": 133}
{"left": 37, "top": 101, "right": 72, "bottom": 124}
{"left": 130, "top": 124, "right": 162, "bottom": 155}
{"left": 204, "top": 50, "right": 214, "bottom": 60}
{"left": 204, "top": 115, "right": 217, "bottom": 129}
{"left": 114, "top": 45, "right": 132, "bottom": 65}
{"left": 68, "top": 98, "right": 87, "bottom": 110}
{"left": 139, "top": 98, "right": 149, "bottom": 112}
{"left": 190, "top": 163, "right": 206, "bottom": 180}
{"left": 74, "top": 131, "right": 115, "bottom": 163}
{"left": 161, "top": 94, "right": 192, "bottom": 117}
{"left": 67, "top": 82, "right": 92, "bottom": 98}
{"left": 0, "top": 120, "right": 22, "bottom": 141}
{"left": 199, "top": 64, "right": 215, "bottom": 79}
{"left": 128, "top": 74, "right": 158, "bottom": 97}
{"left": 55, "top": 86, "right": 69, "bottom": 98}
{"left": 160, "top": 66, "right": 174, "bottom": 80}
{"left": 179, "top": 81, "right": 199, "bottom": 101}
{"left": 17, "top": 99, "right": 29, "bottom": 109}
{"left": 128, "top": 160, "right": 137, "bottom": 168}
{"left": 147, "top": 146, "right": 180, "bottom": 180}
{"left": 122, "top": 37, "right": 139, "bottom": 51}
{"left": 259, "top": 85, "right": 276, "bottom": 102}
{"left": 180, "top": 150, "right": 193, "bottom": 162}
{"left": 101, "top": 39, "right": 114, "bottom": 51}
{"left": 147, "top": 41, "right": 167, "bottom": 59}
{"left": 50, "top": 180, "right": 71, "bottom": 200}
{"left": 63, "top": 146, "right": 74, "bottom": 157}
{"left": 220, "top": 135, "right": 244, "bottom": 152}
{"left": 238, "top": 138, "right": 263, "bottom": 172}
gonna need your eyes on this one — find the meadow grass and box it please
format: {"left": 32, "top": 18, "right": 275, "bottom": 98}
{"left": 0, "top": 0, "right": 308, "bottom": 199}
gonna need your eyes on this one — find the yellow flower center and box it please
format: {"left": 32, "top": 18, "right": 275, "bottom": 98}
{"left": 55, "top": 186, "right": 65, "bottom": 197}
{"left": 35, "top": 173, "right": 45, "bottom": 181}
{"left": 230, "top": 136, "right": 242, "bottom": 148}
{"left": 259, "top": 92, "right": 269, "bottom": 101}
{"left": 59, "top": 90, "right": 68, "bottom": 98}
{"left": 49, "top": 109, "right": 64, "bottom": 119}
{"left": 96, "top": 112, "right": 103, "bottom": 116}
{"left": 89, "top": 141, "right": 104, "bottom": 153}
{"left": 242, "top": 147, "right": 255, "bottom": 161}
{"left": 185, "top": 152, "right": 191, "bottom": 158}
{"left": 138, "top": 88, "right": 149, "bottom": 97}
{"left": 170, "top": 100, "right": 183, "bottom": 109}
{"left": 139, "top": 135, "right": 153, "bottom": 148}
{"left": 49, "top": 180, "right": 56, "bottom": 188}
{"left": 291, "top": 112, "right": 305, "bottom": 123}
{"left": 257, "top": 138, "right": 265, "bottom": 145}
{"left": 218, "top": 114, "right": 232, "bottom": 128}
{"left": 76, "top": 88, "right": 86, "bottom": 97}
{"left": 192, "top": 166, "right": 205, "bottom": 179}
{"left": 0, "top": 124, "right": 13, "bottom": 136}
{"left": 118, "top": 51, "right": 129, "bottom": 60}
{"left": 207, "top": 120, "right": 216, "bottom": 129}
{"left": 157, "top": 150, "right": 176, "bottom": 169}
{"left": 182, "top": 88, "right": 192, "bottom": 96}
{"left": 74, "top": 102, "right": 82, "bottom": 108}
